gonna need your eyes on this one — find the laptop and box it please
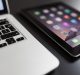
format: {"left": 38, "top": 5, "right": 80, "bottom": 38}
{"left": 0, "top": 0, "right": 59, "bottom": 75}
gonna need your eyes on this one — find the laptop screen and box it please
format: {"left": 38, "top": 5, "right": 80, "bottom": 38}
{"left": 0, "top": 0, "right": 4, "bottom": 10}
{"left": 0, "top": 0, "right": 8, "bottom": 15}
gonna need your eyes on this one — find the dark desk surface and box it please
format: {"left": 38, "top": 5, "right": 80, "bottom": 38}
{"left": 8, "top": 0, "right": 80, "bottom": 75}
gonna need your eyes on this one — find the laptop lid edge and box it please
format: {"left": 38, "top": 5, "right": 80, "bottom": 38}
{"left": 6, "top": 0, "right": 10, "bottom": 14}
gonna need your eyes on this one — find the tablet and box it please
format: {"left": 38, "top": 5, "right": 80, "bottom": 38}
{"left": 21, "top": 2, "right": 80, "bottom": 57}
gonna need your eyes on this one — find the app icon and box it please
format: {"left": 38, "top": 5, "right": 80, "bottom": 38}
{"left": 53, "top": 25, "right": 61, "bottom": 30}
{"left": 63, "top": 22, "right": 69, "bottom": 27}
{"left": 57, "top": 11, "right": 63, "bottom": 15}
{"left": 58, "top": 6, "right": 64, "bottom": 10}
{"left": 40, "top": 15, "right": 46, "bottom": 19}
{"left": 71, "top": 13, "right": 77, "bottom": 17}
{"left": 43, "top": 9, "right": 49, "bottom": 13}
{"left": 70, "top": 27, "right": 78, "bottom": 32}
{"left": 72, "top": 39, "right": 78, "bottom": 43}
{"left": 64, "top": 15, "right": 70, "bottom": 19}
{"left": 46, "top": 20, "right": 53, "bottom": 25}
{"left": 71, "top": 19, "right": 77, "bottom": 24}
{"left": 55, "top": 17, "right": 62, "bottom": 22}
{"left": 34, "top": 11, "right": 40, "bottom": 15}
{"left": 78, "top": 16, "right": 80, "bottom": 20}
{"left": 51, "top": 7, "right": 57, "bottom": 12}
{"left": 64, "top": 9, "right": 71, "bottom": 14}
{"left": 61, "top": 30, "right": 69, "bottom": 36}
{"left": 49, "top": 13, "right": 55, "bottom": 17}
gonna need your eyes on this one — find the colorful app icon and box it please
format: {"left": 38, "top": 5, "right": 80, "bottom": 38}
{"left": 53, "top": 25, "right": 61, "bottom": 30}
{"left": 58, "top": 5, "right": 64, "bottom": 10}
{"left": 43, "top": 9, "right": 49, "bottom": 13}
{"left": 49, "top": 13, "right": 55, "bottom": 17}
{"left": 71, "top": 13, "right": 77, "bottom": 17}
{"left": 70, "top": 19, "right": 78, "bottom": 24}
{"left": 51, "top": 7, "right": 57, "bottom": 12}
{"left": 64, "top": 15, "right": 70, "bottom": 19}
{"left": 61, "top": 30, "right": 69, "bottom": 36}
{"left": 63, "top": 22, "right": 70, "bottom": 27}
{"left": 64, "top": 9, "right": 71, "bottom": 14}
{"left": 57, "top": 11, "right": 63, "bottom": 15}
{"left": 46, "top": 20, "right": 53, "bottom": 25}
{"left": 72, "top": 39, "right": 79, "bottom": 43}
{"left": 55, "top": 17, "right": 62, "bottom": 22}
{"left": 40, "top": 15, "right": 46, "bottom": 19}
{"left": 78, "top": 16, "right": 80, "bottom": 20}
{"left": 34, "top": 11, "right": 40, "bottom": 15}
{"left": 70, "top": 27, "right": 78, "bottom": 32}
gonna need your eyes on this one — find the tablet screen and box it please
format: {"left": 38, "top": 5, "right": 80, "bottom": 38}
{"left": 31, "top": 3, "right": 80, "bottom": 48}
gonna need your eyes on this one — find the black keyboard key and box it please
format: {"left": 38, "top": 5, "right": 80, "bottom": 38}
{"left": 6, "top": 37, "right": 16, "bottom": 44}
{"left": 5, "top": 24, "right": 11, "bottom": 28}
{"left": 5, "top": 24, "right": 16, "bottom": 31}
{"left": 16, "top": 37, "right": 24, "bottom": 41}
{"left": 0, "top": 27, "right": 2, "bottom": 30}
{"left": 0, "top": 43, "right": 7, "bottom": 48}
{"left": 1, "top": 26, "right": 5, "bottom": 30}
{"left": 0, "top": 19, "right": 9, "bottom": 25}
{"left": 1, "top": 31, "right": 20, "bottom": 40}
{"left": 9, "top": 26, "right": 16, "bottom": 31}
{"left": 0, "top": 32, "right": 2, "bottom": 35}
{"left": 0, "top": 26, "right": 5, "bottom": 30}
{"left": 2, "top": 29, "right": 10, "bottom": 34}
{"left": 6, "top": 29, "right": 10, "bottom": 32}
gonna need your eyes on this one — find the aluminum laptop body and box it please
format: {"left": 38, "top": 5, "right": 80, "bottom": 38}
{"left": 0, "top": 0, "right": 59, "bottom": 75}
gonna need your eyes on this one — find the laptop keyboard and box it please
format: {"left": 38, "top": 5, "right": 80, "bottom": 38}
{"left": 0, "top": 19, "right": 25, "bottom": 48}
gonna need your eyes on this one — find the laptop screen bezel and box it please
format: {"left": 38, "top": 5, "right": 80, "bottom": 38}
{"left": 0, "top": 0, "right": 8, "bottom": 15}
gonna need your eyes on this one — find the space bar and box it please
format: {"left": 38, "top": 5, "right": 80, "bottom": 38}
{"left": 1, "top": 31, "right": 19, "bottom": 40}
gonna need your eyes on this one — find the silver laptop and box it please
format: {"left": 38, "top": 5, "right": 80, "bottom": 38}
{"left": 0, "top": 0, "right": 59, "bottom": 75}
